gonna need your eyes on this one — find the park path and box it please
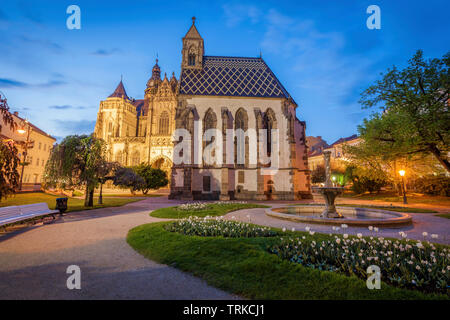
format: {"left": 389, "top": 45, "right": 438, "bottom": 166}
{"left": 0, "top": 197, "right": 238, "bottom": 300}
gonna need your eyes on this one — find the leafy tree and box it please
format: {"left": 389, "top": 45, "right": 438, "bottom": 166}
{"left": 0, "top": 93, "right": 19, "bottom": 201}
{"left": 96, "top": 161, "right": 120, "bottom": 204}
{"left": 311, "top": 165, "right": 325, "bottom": 184}
{"left": 344, "top": 165, "right": 387, "bottom": 194}
{"left": 357, "top": 50, "right": 449, "bottom": 172}
{"left": 44, "top": 134, "right": 106, "bottom": 206}
{"left": 112, "top": 167, "right": 144, "bottom": 194}
{"left": 133, "top": 164, "right": 168, "bottom": 194}
{"left": 0, "top": 141, "right": 20, "bottom": 201}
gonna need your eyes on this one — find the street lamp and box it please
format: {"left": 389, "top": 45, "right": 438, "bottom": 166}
{"left": 17, "top": 120, "right": 32, "bottom": 191}
{"left": 399, "top": 170, "right": 407, "bottom": 204}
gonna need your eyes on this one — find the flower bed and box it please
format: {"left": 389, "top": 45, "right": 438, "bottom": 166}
{"left": 164, "top": 217, "right": 277, "bottom": 238}
{"left": 176, "top": 201, "right": 248, "bottom": 211}
{"left": 269, "top": 233, "right": 449, "bottom": 294}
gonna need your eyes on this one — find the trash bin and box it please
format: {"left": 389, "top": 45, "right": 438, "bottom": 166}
{"left": 56, "top": 197, "right": 68, "bottom": 215}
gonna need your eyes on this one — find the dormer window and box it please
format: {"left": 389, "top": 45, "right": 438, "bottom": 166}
{"left": 188, "top": 54, "right": 196, "bottom": 66}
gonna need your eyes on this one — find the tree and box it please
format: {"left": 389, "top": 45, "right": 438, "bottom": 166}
{"left": 344, "top": 165, "right": 387, "bottom": 194}
{"left": 96, "top": 161, "right": 120, "bottom": 204}
{"left": 357, "top": 50, "right": 450, "bottom": 172}
{"left": 0, "top": 92, "right": 19, "bottom": 201}
{"left": 112, "top": 167, "right": 144, "bottom": 194}
{"left": 133, "top": 164, "right": 168, "bottom": 194}
{"left": 311, "top": 165, "right": 325, "bottom": 184}
{"left": 0, "top": 141, "right": 20, "bottom": 201}
{"left": 44, "top": 134, "right": 106, "bottom": 206}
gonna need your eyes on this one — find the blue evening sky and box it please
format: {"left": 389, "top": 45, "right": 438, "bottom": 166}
{"left": 0, "top": 0, "right": 448, "bottom": 144}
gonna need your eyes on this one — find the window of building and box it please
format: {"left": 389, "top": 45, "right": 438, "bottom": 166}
{"left": 131, "top": 151, "right": 140, "bottom": 166}
{"left": 159, "top": 111, "right": 170, "bottom": 135}
{"left": 188, "top": 54, "right": 196, "bottom": 66}
{"left": 36, "top": 158, "right": 39, "bottom": 166}
{"left": 238, "top": 171, "right": 245, "bottom": 184}
{"left": 42, "top": 159, "right": 44, "bottom": 166}
{"left": 202, "top": 175, "right": 211, "bottom": 192}
{"left": 38, "top": 142, "right": 41, "bottom": 150}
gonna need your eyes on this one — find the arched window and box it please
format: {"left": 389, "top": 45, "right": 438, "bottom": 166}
{"left": 159, "top": 111, "right": 170, "bottom": 135}
{"left": 263, "top": 109, "right": 277, "bottom": 157}
{"left": 234, "top": 108, "right": 248, "bottom": 166}
{"left": 188, "top": 54, "right": 196, "bottom": 66}
{"left": 203, "top": 109, "right": 217, "bottom": 163}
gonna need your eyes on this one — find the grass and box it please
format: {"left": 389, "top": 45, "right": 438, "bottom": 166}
{"left": 96, "top": 193, "right": 162, "bottom": 198}
{"left": 127, "top": 222, "right": 448, "bottom": 300}
{"left": 341, "top": 191, "right": 450, "bottom": 206}
{"left": 0, "top": 192, "right": 143, "bottom": 213}
{"left": 291, "top": 203, "right": 437, "bottom": 213}
{"left": 436, "top": 213, "right": 450, "bottom": 219}
{"left": 150, "top": 203, "right": 270, "bottom": 219}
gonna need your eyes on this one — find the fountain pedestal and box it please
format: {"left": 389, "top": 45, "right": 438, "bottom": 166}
{"left": 315, "top": 187, "right": 344, "bottom": 218}
{"left": 314, "top": 151, "right": 344, "bottom": 218}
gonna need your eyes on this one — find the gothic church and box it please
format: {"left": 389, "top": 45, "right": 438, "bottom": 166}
{"left": 94, "top": 18, "right": 312, "bottom": 200}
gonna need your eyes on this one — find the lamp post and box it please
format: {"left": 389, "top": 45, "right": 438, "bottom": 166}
{"left": 18, "top": 120, "right": 32, "bottom": 191}
{"left": 399, "top": 170, "right": 407, "bottom": 204}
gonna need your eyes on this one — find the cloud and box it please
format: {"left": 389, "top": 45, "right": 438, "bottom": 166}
{"left": 54, "top": 120, "right": 96, "bottom": 134}
{"left": 19, "top": 35, "right": 63, "bottom": 53}
{"left": 222, "top": 4, "right": 261, "bottom": 27}
{"left": 48, "top": 105, "right": 90, "bottom": 110}
{"left": 0, "top": 78, "right": 66, "bottom": 89}
{"left": 91, "top": 48, "right": 122, "bottom": 56}
{"left": 0, "top": 78, "right": 28, "bottom": 88}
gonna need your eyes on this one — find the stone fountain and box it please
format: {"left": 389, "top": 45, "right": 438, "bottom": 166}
{"left": 313, "top": 151, "right": 344, "bottom": 218}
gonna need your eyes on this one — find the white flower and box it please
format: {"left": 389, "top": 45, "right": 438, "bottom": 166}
{"left": 368, "top": 226, "right": 373, "bottom": 231}
{"left": 416, "top": 242, "right": 423, "bottom": 249}
{"left": 341, "top": 224, "right": 348, "bottom": 229}
{"left": 291, "top": 227, "right": 295, "bottom": 232}
{"left": 309, "top": 231, "right": 315, "bottom": 235}
{"left": 431, "top": 234, "right": 438, "bottom": 239}
{"left": 357, "top": 233, "right": 362, "bottom": 238}
{"left": 305, "top": 226, "right": 310, "bottom": 232}
{"left": 336, "top": 238, "right": 341, "bottom": 244}
{"left": 343, "top": 234, "right": 348, "bottom": 239}
{"left": 374, "top": 227, "right": 379, "bottom": 232}
{"left": 422, "top": 232, "right": 428, "bottom": 237}
{"left": 282, "top": 227, "right": 286, "bottom": 232}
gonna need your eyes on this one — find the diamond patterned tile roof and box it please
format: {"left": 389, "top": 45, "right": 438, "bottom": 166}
{"left": 179, "top": 56, "right": 293, "bottom": 100}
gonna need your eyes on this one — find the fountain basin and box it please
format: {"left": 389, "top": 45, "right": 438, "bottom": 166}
{"left": 266, "top": 205, "right": 412, "bottom": 227}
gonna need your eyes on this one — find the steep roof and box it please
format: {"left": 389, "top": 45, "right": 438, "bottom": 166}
{"left": 179, "top": 56, "right": 293, "bottom": 100}
{"left": 13, "top": 113, "right": 56, "bottom": 141}
{"left": 184, "top": 18, "right": 202, "bottom": 39}
{"left": 330, "top": 134, "right": 358, "bottom": 146}
{"left": 108, "top": 80, "right": 129, "bottom": 100}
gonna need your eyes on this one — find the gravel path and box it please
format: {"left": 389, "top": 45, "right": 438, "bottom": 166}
{"left": 0, "top": 197, "right": 238, "bottom": 300}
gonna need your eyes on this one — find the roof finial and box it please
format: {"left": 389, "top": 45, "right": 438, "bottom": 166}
{"left": 192, "top": 16, "right": 196, "bottom": 25}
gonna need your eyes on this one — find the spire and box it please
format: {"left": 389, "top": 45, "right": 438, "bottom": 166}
{"left": 184, "top": 17, "right": 202, "bottom": 39}
{"left": 151, "top": 58, "right": 161, "bottom": 80}
{"left": 109, "top": 79, "right": 129, "bottom": 100}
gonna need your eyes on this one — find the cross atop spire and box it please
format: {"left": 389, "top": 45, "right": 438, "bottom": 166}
{"left": 192, "top": 16, "right": 196, "bottom": 25}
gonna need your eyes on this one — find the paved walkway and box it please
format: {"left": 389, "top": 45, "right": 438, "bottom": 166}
{"left": 224, "top": 204, "right": 450, "bottom": 245}
{"left": 0, "top": 197, "right": 237, "bottom": 299}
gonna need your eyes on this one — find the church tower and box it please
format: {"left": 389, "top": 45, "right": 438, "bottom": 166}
{"left": 181, "top": 17, "right": 204, "bottom": 70}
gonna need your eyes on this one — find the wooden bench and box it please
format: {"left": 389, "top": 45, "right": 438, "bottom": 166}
{"left": 0, "top": 203, "right": 60, "bottom": 229}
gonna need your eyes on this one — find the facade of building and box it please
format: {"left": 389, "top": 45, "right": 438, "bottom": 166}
{"left": 0, "top": 112, "right": 56, "bottom": 188}
{"left": 94, "top": 18, "right": 312, "bottom": 200}
{"left": 94, "top": 61, "right": 177, "bottom": 178}
{"left": 169, "top": 19, "right": 311, "bottom": 200}
{"left": 307, "top": 134, "right": 361, "bottom": 171}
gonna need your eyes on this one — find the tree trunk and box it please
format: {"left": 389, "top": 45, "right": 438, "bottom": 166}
{"left": 429, "top": 145, "right": 450, "bottom": 172}
{"left": 88, "top": 188, "right": 94, "bottom": 207}
{"left": 84, "top": 185, "right": 89, "bottom": 206}
{"left": 98, "top": 183, "right": 103, "bottom": 205}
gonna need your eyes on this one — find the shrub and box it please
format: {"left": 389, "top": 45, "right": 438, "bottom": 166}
{"left": 164, "top": 217, "right": 277, "bottom": 238}
{"left": 412, "top": 175, "right": 450, "bottom": 196}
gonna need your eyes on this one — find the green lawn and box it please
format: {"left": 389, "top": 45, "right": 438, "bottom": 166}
{"left": 96, "top": 193, "right": 162, "bottom": 198}
{"left": 150, "top": 203, "right": 269, "bottom": 219}
{"left": 0, "top": 192, "right": 142, "bottom": 213}
{"left": 341, "top": 191, "right": 450, "bottom": 206}
{"left": 291, "top": 203, "right": 437, "bottom": 213}
{"left": 127, "top": 222, "right": 447, "bottom": 300}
